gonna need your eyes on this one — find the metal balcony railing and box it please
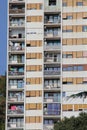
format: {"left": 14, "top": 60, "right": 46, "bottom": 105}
{"left": 44, "top": 6, "right": 61, "bottom": 12}
{"left": 8, "top": 109, "right": 24, "bottom": 114}
{"left": 8, "top": 122, "right": 24, "bottom": 128}
{"left": 9, "top": 46, "right": 24, "bottom": 51}
{"left": 44, "top": 57, "right": 61, "bottom": 63}
{"left": 8, "top": 71, "right": 24, "bottom": 76}
{"left": 9, "top": 9, "right": 25, "bottom": 14}
{"left": 44, "top": 44, "right": 61, "bottom": 50}
{"left": 8, "top": 96, "right": 24, "bottom": 102}
{"left": 44, "top": 97, "right": 60, "bottom": 103}
{"left": 44, "top": 32, "right": 61, "bottom": 38}
{"left": 44, "top": 85, "right": 60, "bottom": 90}
{"left": 9, "top": 34, "right": 25, "bottom": 39}
{"left": 44, "top": 19, "right": 61, "bottom": 24}
{"left": 44, "top": 110, "right": 61, "bottom": 115}
{"left": 44, "top": 70, "right": 60, "bottom": 75}
{"left": 9, "top": 60, "right": 24, "bottom": 64}
{"left": 9, "top": 0, "right": 25, "bottom": 3}
{"left": 9, "top": 22, "right": 25, "bottom": 27}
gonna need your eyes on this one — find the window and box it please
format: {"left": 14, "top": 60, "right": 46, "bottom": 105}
{"left": 82, "top": 26, "right": 87, "bottom": 32}
{"left": 76, "top": 2, "right": 83, "bottom": 6}
{"left": 49, "top": 0, "right": 56, "bottom": 6}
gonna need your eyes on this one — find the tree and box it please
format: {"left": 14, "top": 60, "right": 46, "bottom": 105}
{"left": 0, "top": 75, "right": 6, "bottom": 130}
{"left": 54, "top": 113, "right": 87, "bottom": 130}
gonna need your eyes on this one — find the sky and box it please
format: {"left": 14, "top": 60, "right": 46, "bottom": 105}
{"left": 0, "top": 0, "right": 7, "bottom": 75}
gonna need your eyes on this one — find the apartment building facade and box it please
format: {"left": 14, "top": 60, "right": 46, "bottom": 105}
{"left": 6, "top": 0, "right": 87, "bottom": 130}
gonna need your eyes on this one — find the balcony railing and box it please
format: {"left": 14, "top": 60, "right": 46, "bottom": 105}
{"left": 44, "top": 110, "right": 61, "bottom": 115}
{"left": 8, "top": 96, "right": 24, "bottom": 102}
{"left": 9, "top": 46, "right": 24, "bottom": 52}
{"left": 44, "top": 97, "right": 60, "bottom": 103}
{"left": 8, "top": 71, "right": 24, "bottom": 76}
{"left": 43, "top": 124, "right": 53, "bottom": 130}
{"left": 44, "top": 19, "right": 61, "bottom": 24}
{"left": 8, "top": 122, "right": 24, "bottom": 128}
{"left": 9, "top": 0, "right": 25, "bottom": 3}
{"left": 9, "top": 60, "right": 24, "bottom": 64}
{"left": 9, "top": 34, "right": 25, "bottom": 39}
{"left": 9, "top": 22, "right": 25, "bottom": 27}
{"left": 44, "top": 32, "right": 61, "bottom": 38}
{"left": 44, "top": 6, "right": 61, "bottom": 12}
{"left": 8, "top": 109, "right": 24, "bottom": 114}
{"left": 9, "top": 9, "right": 25, "bottom": 14}
{"left": 44, "top": 70, "right": 60, "bottom": 75}
{"left": 44, "top": 57, "right": 61, "bottom": 63}
{"left": 44, "top": 45, "right": 61, "bottom": 50}
{"left": 44, "top": 85, "right": 60, "bottom": 90}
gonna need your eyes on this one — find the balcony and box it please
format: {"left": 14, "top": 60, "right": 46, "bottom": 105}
{"left": 44, "top": 57, "right": 60, "bottom": 64}
{"left": 44, "top": 70, "right": 60, "bottom": 76}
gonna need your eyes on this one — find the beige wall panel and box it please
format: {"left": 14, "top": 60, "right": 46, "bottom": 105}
{"left": 77, "top": 13, "right": 82, "bottom": 19}
{"left": 67, "top": 39, "right": 72, "bottom": 45}
{"left": 77, "top": 26, "right": 82, "bottom": 32}
{"left": 73, "top": 13, "right": 77, "bottom": 19}
{"left": 73, "top": 39, "right": 77, "bottom": 45}
{"left": 73, "top": 52, "right": 76, "bottom": 58}
{"left": 77, "top": 39, "right": 82, "bottom": 45}
{"left": 77, "top": 51, "right": 82, "bottom": 58}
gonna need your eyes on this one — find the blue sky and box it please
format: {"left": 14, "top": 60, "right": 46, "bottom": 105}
{"left": 0, "top": 0, "right": 7, "bottom": 75}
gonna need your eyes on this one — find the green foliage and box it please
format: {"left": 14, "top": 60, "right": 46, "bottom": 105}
{"left": 0, "top": 76, "right": 6, "bottom": 130}
{"left": 54, "top": 113, "right": 87, "bottom": 130}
